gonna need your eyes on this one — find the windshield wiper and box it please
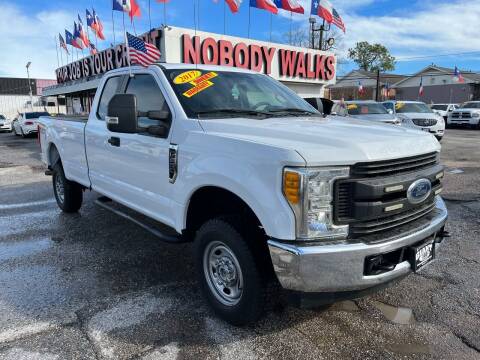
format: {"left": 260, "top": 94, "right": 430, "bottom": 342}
{"left": 267, "top": 108, "right": 321, "bottom": 116}
{"left": 197, "top": 109, "right": 273, "bottom": 118}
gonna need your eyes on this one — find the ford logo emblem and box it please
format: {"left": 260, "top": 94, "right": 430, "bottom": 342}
{"left": 407, "top": 179, "right": 432, "bottom": 204}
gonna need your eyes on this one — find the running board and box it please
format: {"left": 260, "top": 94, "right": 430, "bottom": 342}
{"left": 95, "top": 197, "right": 184, "bottom": 243}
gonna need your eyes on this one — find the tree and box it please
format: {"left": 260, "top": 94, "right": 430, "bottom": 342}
{"left": 348, "top": 41, "right": 396, "bottom": 72}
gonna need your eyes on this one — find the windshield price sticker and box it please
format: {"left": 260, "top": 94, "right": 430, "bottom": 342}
{"left": 174, "top": 70, "right": 202, "bottom": 84}
{"left": 396, "top": 102, "right": 405, "bottom": 110}
{"left": 182, "top": 71, "right": 218, "bottom": 98}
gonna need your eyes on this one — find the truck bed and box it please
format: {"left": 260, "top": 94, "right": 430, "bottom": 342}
{"left": 38, "top": 115, "right": 90, "bottom": 187}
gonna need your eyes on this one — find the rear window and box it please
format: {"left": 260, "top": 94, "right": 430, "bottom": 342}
{"left": 25, "top": 112, "right": 49, "bottom": 119}
{"left": 431, "top": 105, "right": 448, "bottom": 111}
{"left": 461, "top": 102, "right": 480, "bottom": 109}
{"left": 346, "top": 103, "right": 388, "bottom": 115}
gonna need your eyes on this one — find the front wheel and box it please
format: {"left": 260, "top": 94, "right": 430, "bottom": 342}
{"left": 52, "top": 163, "right": 83, "bottom": 213}
{"left": 194, "top": 218, "right": 267, "bottom": 326}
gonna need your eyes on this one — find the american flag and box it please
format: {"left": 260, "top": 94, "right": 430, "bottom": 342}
{"left": 126, "top": 32, "right": 161, "bottom": 67}
{"left": 332, "top": 8, "right": 346, "bottom": 33}
{"left": 59, "top": 33, "right": 69, "bottom": 55}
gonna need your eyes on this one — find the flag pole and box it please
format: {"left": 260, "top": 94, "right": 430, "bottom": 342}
{"left": 55, "top": 35, "right": 60, "bottom": 68}
{"left": 148, "top": 0, "right": 152, "bottom": 30}
{"left": 269, "top": 13, "right": 272, "bottom": 42}
{"left": 124, "top": 32, "right": 133, "bottom": 78}
{"left": 223, "top": 0, "right": 226, "bottom": 34}
{"left": 248, "top": 6, "right": 251, "bottom": 38}
{"left": 112, "top": 9, "right": 116, "bottom": 45}
{"left": 289, "top": 11, "right": 292, "bottom": 45}
{"left": 193, "top": 0, "right": 197, "bottom": 36}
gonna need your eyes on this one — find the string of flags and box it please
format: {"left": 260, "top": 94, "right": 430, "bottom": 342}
{"left": 57, "top": 0, "right": 347, "bottom": 60}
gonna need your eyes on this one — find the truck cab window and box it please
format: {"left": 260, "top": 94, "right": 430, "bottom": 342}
{"left": 125, "top": 74, "right": 171, "bottom": 130}
{"left": 97, "top": 76, "right": 122, "bottom": 120}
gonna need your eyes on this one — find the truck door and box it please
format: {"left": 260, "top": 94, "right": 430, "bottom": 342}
{"left": 86, "top": 72, "right": 176, "bottom": 228}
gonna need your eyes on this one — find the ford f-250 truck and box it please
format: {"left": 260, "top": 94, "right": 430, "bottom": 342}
{"left": 38, "top": 64, "right": 448, "bottom": 325}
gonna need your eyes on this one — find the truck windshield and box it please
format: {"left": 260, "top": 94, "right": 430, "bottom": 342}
{"left": 395, "top": 103, "right": 432, "bottom": 114}
{"left": 431, "top": 105, "right": 448, "bottom": 111}
{"left": 460, "top": 102, "right": 480, "bottom": 109}
{"left": 346, "top": 103, "right": 388, "bottom": 115}
{"left": 26, "top": 112, "right": 50, "bottom": 119}
{"left": 164, "top": 69, "right": 319, "bottom": 118}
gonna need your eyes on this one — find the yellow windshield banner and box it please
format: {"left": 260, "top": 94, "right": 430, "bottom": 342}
{"left": 182, "top": 71, "right": 218, "bottom": 98}
{"left": 347, "top": 104, "right": 358, "bottom": 110}
{"left": 174, "top": 70, "right": 202, "bottom": 84}
{"left": 395, "top": 102, "right": 405, "bottom": 110}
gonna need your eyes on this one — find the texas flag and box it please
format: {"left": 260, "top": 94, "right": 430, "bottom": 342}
{"left": 73, "top": 22, "right": 85, "bottom": 49}
{"left": 454, "top": 66, "right": 465, "bottom": 83}
{"left": 358, "top": 82, "right": 365, "bottom": 95}
{"left": 419, "top": 77, "right": 424, "bottom": 96}
{"left": 77, "top": 15, "right": 90, "bottom": 47}
{"left": 274, "top": 0, "right": 304, "bottom": 14}
{"left": 311, "top": 0, "right": 346, "bottom": 32}
{"left": 311, "top": 0, "right": 333, "bottom": 22}
{"left": 113, "top": 0, "right": 141, "bottom": 21}
{"left": 217, "top": 0, "right": 243, "bottom": 13}
{"left": 250, "top": 0, "right": 278, "bottom": 14}
{"left": 92, "top": 9, "right": 106, "bottom": 40}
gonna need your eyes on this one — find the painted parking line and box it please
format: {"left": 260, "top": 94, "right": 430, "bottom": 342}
{"left": 0, "top": 199, "right": 56, "bottom": 211}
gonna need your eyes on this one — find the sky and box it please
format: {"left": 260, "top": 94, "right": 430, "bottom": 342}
{"left": 0, "top": 0, "right": 479, "bottom": 79}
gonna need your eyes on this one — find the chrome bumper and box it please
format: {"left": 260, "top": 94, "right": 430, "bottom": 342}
{"left": 268, "top": 196, "right": 448, "bottom": 293}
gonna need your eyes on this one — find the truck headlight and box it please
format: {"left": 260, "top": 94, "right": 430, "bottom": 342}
{"left": 283, "top": 167, "right": 349, "bottom": 240}
{"left": 472, "top": 113, "right": 480, "bottom": 118}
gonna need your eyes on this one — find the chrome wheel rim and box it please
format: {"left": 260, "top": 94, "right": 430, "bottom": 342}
{"left": 55, "top": 174, "right": 65, "bottom": 204}
{"left": 203, "top": 241, "right": 243, "bottom": 306}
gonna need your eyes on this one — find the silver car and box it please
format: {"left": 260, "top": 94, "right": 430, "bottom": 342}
{"left": 382, "top": 101, "right": 445, "bottom": 141}
{"left": 0, "top": 115, "right": 12, "bottom": 132}
{"left": 332, "top": 101, "right": 401, "bottom": 125}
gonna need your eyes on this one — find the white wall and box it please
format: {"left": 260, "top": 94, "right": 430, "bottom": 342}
{"left": 0, "top": 95, "right": 65, "bottom": 120}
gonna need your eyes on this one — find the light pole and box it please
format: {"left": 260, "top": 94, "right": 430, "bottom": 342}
{"left": 26, "top": 62, "right": 33, "bottom": 110}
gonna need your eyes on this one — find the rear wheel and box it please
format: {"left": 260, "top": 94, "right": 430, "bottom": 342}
{"left": 194, "top": 217, "right": 269, "bottom": 326}
{"left": 52, "top": 163, "right": 83, "bottom": 213}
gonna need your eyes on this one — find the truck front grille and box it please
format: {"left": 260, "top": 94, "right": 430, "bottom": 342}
{"left": 351, "top": 152, "right": 438, "bottom": 178}
{"left": 335, "top": 153, "right": 442, "bottom": 243}
{"left": 412, "top": 119, "right": 438, "bottom": 127}
{"left": 452, "top": 112, "right": 471, "bottom": 119}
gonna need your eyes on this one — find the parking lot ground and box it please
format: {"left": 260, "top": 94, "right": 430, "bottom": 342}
{"left": 0, "top": 130, "right": 479, "bottom": 360}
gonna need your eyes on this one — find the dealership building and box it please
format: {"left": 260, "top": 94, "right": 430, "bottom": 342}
{"left": 43, "top": 26, "right": 337, "bottom": 114}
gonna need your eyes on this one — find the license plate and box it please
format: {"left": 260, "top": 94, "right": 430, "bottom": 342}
{"left": 421, "top": 128, "right": 430, "bottom": 132}
{"left": 410, "top": 241, "right": 435, "bottom": 272}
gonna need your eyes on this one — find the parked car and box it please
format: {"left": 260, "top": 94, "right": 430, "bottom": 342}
{"left": 0, "top": 114, "right": 12, "bottom": 132}
{"left": 382, "top": 101, "right": 445, "bottom": 141}
{"left": 12, "top": 111, "right": 50, "bottom": 137}
{"left": 331, "top": 101, "right": 401, "bottom": 125}
{"left": 38, "top": 64, "right": 448, "bottom": 325}
{"left": 447, "top": 101, "right": 480, "bottom": 129}
{"left": 431, "top": 104, "right": 459, "bottom": 121}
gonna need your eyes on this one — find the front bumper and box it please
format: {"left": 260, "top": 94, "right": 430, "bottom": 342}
{"left": 0, "top": 124, "right": 11, "bottom": 131}
{"left": 447, "top": 117, "right": 480, "bottom": 126}
{"left": 268, "top": 196, "right": 448, "bottom": 293}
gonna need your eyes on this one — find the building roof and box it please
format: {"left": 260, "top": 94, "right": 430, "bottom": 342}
{"left": 332, "top": 70, "right": 407, "bottom": 88}
{"left": 393, "top": 65, "right": 480, "bottom": 87}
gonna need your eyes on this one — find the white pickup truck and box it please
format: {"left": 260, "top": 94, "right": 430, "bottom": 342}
{"left": 38, "top": 64, "right": 448, "bottom": 325}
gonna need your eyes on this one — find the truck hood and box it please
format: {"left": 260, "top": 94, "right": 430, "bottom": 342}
{"left": 199, "top": 116, "right": 440, "bottom": 166}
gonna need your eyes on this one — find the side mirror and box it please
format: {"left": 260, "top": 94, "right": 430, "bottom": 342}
{"left": 147, "top": 124, "right": 168, "bottom": 137}
{"left": 106, "top": 94, "right": 138, "bottom": 133}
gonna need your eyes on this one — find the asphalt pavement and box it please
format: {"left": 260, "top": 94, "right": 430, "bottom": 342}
{"left": 0, "top": 129, "right": 479, "bottom": 360}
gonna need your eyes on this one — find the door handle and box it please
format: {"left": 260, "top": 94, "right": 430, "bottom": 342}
{"left": 108, "top": 137, "right": 120, "bottom": 147}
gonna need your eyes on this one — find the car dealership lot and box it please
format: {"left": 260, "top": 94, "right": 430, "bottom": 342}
{"left": 0, "top": 131, "right": 479, "bottom": 359}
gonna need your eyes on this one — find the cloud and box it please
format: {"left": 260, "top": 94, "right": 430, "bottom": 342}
{"left": 342, "top": 0, "right": 480, "bottom": 57}
{"left": 0, "top": 4, "right": 74, "bottom": 79}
